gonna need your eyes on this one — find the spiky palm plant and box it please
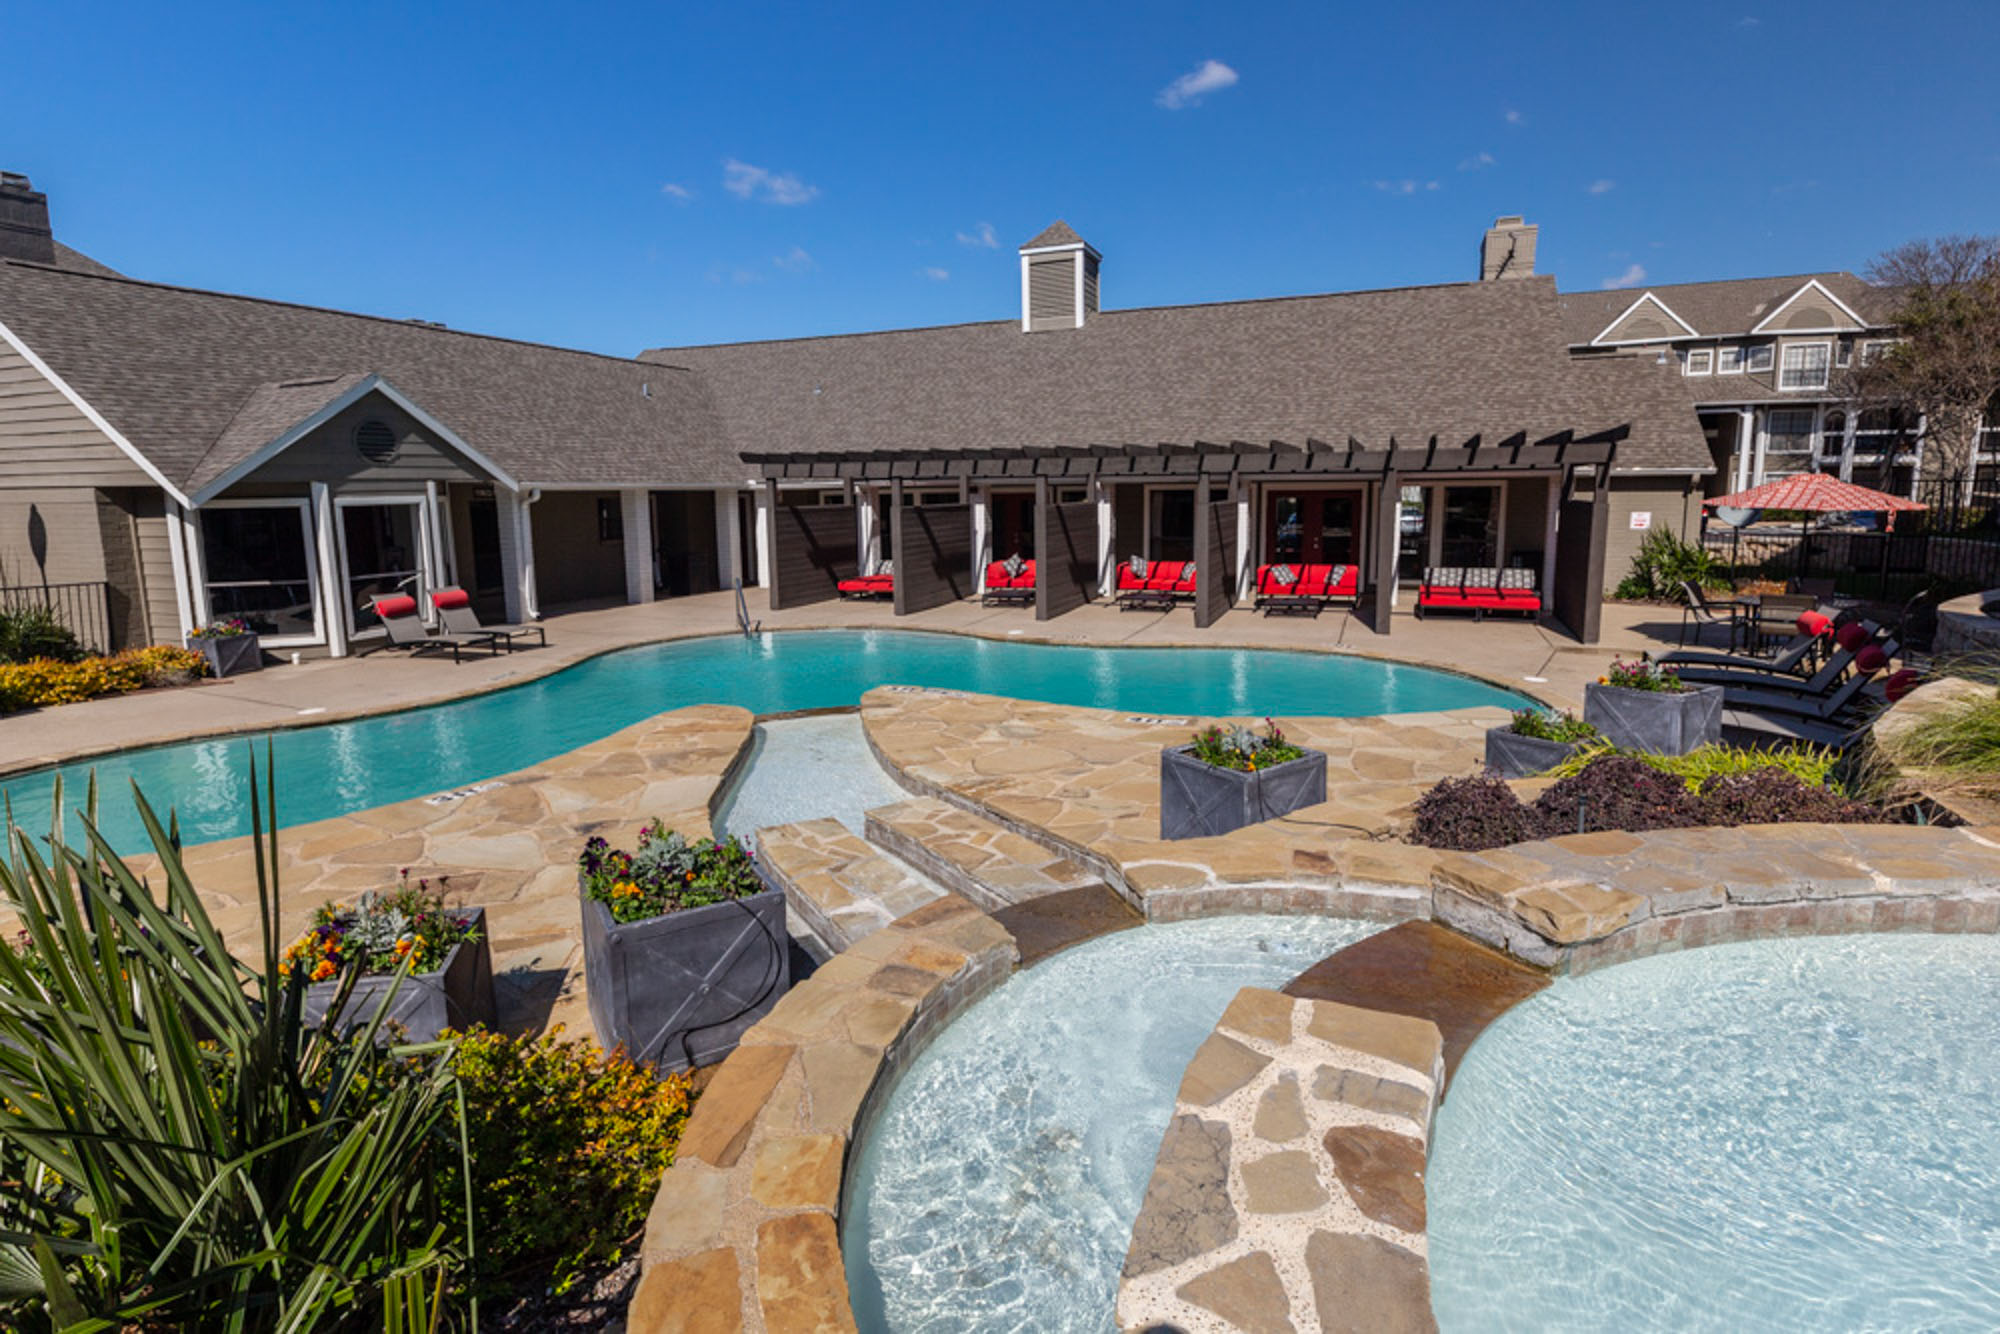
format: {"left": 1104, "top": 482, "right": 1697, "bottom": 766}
{"left": 0, "top": 754, "right": 471, "bottom": 1332}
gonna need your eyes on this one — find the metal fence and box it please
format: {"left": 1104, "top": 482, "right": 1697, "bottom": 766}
{"left": 0, "top": 580, "right": 113, "bottom": 655}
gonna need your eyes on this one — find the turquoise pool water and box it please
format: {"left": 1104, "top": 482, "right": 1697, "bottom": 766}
{"left": 1428, "top": 934, "right": 2000, "bottom": 1332}
{"left": 844, "top": 915, "right": 1377, "bottom": 1333}
{"left": 0, "top": 629, "right": 1523, "bottom": 854}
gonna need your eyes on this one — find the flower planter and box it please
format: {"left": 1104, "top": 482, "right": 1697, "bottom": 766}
{"left": 579, "top": 875, "right": 790, "bottom": 1073}
{"left": 1160, "top": 745, "right": 1328, "bottom": 840}
{"left": 301, "top": 906, "right": 495, "bottom": 1042}
{"left": 1583, "top": 682, "right": 1723, "bottom": 756}
{"left": 1484, "top": 727, "right": 1586, "bottom": 779}
{"left": 187, "top": 632, "right": 262, "bottom": 678}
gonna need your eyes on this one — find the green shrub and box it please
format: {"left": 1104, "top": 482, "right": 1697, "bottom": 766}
{"left": 0, "top": 763, "right": 467, "bottom": 1331}
{"left": 441, "top": 1026, "right": 696, "bottom": 1295}
{"left": 1507, "top": 708, "right": 1597, "bottom": 743}
{"left": 1542, "top": 741, "right": 1842, "bottom": 793}
{"left": 0, "top": 605, "right": 82, "bottom": 664}
{"left": 1877, "top": 687, "right": 2000, "bottom": 798}
{"left": 1612, "top": 527, "right": 1732, "bottom": 601}
{"left": 1187, "top": 720, "right": 1305, "bottom": 772}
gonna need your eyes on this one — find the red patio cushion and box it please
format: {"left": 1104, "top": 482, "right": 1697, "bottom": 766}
{"left": 1145, "top": 561, "right": 1187, "bottom": 591}
{"left": 1836, "top": 621, "right": 1873, "bottom": 652}
{"left": 1854, "top": 644, "right": 1891, "bottom": 674}
{"left": 1796, "top": 611, "right": 1833, "bottom": 638}
{"left": 373, "top": 594, "right": 419, "bottom": 619}
{"left": 431, "top": 587, "right": 472, "bottom": 611}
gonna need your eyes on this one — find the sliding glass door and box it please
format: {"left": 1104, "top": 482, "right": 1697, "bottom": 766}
{"left": 337, "top": 499, "right": 429, "bottom": 636}
{"left": 199, "top": 501, "right": 320, "bottom": 644}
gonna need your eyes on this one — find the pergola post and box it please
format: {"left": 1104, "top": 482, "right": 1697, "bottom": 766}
{"left": 1371, "top": 472, "right": 1400, "bottom": 634}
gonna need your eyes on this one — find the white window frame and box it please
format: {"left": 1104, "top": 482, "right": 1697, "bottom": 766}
{"left": 332, "top": 493, "right": 436, "bottom": 639}
{"left": 196, "top": 497, "right": 325, "bottom": 649}
{"left": 1779, "top": 341, "right": 1831, "bottom": 392}
{"left": 1716, "top": 344, "right": 1746, "bottom": 375}
{"left": 1760, "top": 408, "right": 1818, "bottom": 481}
{"left": 1860, "top": 339, "right": 1894, "bottom": 367}
{"left": 1744, "top": 344, "right": 1775, "bottom": 374}
{"left": 1683, "top": 347, "right": 1714, "bottom": 377}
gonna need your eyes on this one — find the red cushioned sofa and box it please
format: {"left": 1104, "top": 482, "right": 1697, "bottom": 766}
{"left": 1415, "top": 567, "right": 1541, "bottom": 621}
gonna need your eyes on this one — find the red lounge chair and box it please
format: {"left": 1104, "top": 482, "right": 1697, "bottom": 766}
{"left": 431, "top": 586, "right": 545, "bottom": 651}
{"left": 1415, "top": 567, "right": 1542, "bottom": 621}
{"left": 369, "top": 594, "right": 500, "bottom": 663}
{"left": 982, "top": 559, "right": 1035, "bottom": 606}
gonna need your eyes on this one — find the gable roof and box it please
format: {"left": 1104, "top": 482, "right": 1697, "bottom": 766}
{"left": 0, "top": 260, "right": 733, "bottom": 492}
{"left": 646, "top": 274, "right": 1712, "bottom": 475}
{"left": 1561, "top": 271, "right": 1894, "bottom": 345}
{"left": 1592, "top": 292, "right": 1698, "bottom": 345}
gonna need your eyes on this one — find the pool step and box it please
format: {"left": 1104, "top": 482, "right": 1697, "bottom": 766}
{"left": 755, "top": 818, "right": 947, "bottom": 953}
{"left": 865, "top": 796, "right": 1108, "bottom": 912}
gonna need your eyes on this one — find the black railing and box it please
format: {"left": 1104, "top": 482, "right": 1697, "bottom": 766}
{"left": 0, "top": 581, "right": 114, "bottom": 656}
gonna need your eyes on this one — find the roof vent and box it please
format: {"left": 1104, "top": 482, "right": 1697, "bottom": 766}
{"left": 354, "top": 419, "right": 400, "bottom": 465}
{"left": 1479, "top": 215, "right": 1537, "bottom": 282}
{"left": 0, "top": 171, "right": 56, "bottom": 266}
{"left": 1019, "top": 220, "right": 1100, "bottom": 332}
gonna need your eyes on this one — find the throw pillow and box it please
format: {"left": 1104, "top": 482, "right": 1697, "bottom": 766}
{"left": 1271, "top": 563, "right": 1297, "bottom": 587}
{"left": 878, "top": 559, "right": 894, "bottom": 577}
{"left": 1003, "top": 553, "right": 1026, "bottom": 578}
{"left": 1327, "top": 564, "right": 1347, "bottom": 587}
{"left": 1128, "top": 554, "right": 1147, "bottom": 579}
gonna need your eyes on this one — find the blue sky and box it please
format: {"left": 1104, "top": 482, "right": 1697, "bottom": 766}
{"left": 7, "top": 1, "right": 1997, "bottom": 357}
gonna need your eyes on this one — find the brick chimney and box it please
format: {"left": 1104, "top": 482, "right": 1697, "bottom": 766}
{"left": 0, "top": 173, "right": 56, "bottom": 265}
{"left": 1479, "top": 215, "right": 1537, "bottom": 282}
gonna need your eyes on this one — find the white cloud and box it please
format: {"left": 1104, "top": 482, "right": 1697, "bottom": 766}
{"left": 1602, "top": 264, "right": 1648, "bottom": 290}
{"left": 1504, "top": 108, "right": 1524, "bottom": 125}
{"left": 1458, "top": 151, "right": 1496, "bottom": 171}
{"left": 1737, "top": 14, "right": 1761, "bottom": 26}
{"left": 772, "top": 246, "right": 814, "bottom": 272}
{"left": 660, "top": 182, "right": 695, "bottom": 203}
{"left": 1156, "top": 59, "right": 1239, "bottom": 110}
{"left": 1372, "top": 179, "right": 1440, "bottom": 196}
{"left": 921, "top": 266, "right": 950, "bottom": 281}
{"left": 1587, "top": 178, "right": 1616, "bottom": 195}
{"left": 955, "top": 222, "right": 999, "bottom": 249}
{"left": 722, "top": 158, "right": 820, "bottom": 205}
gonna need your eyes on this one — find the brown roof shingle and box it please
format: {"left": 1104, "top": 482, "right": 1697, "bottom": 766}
{"left": 1560, "top": 271, "right": 1893, "bottom": 345}
{"left": 0, "top": 260, "right": 734, "bottom": 494}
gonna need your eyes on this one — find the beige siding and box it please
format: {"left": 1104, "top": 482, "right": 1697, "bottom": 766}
{"left": 1082, "top": 254, "right": 1100, "bottom": 316}
{"left": 1603, "top": 476, "right": 1702, "bottom": 593}
{"left": 222, "top": 393, "right": 492, "bottom": 494}
{"left": 131, "top": 491, "right": 183, "bottom": 644}
{"left": 0, "top": 345, "right": 149, "bottom": 487}
{"left": 0, "top": 486, "right": 110, "bottom": 589}
{"left": 1028, "top": 254, "right": 1076, "bottom": 332}
{"left": 1767, "top": 289, "right": 1857, "bottom": 332}
{"left": 1599, "top": 297, "right": 1684, "bottom": 343}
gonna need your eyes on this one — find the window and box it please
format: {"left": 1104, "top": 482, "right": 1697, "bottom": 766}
{"left": 1762, "top": 409, "right": 1817, "bottom": 480}
{"left": 1852, "top": 407, "right": 1919, "bottom": 491}
{"left": 200, "top": 503, "right": 318, "bottom": 641}
{"left": 1056, "top": 486, "right": 1089, "bottom": 504}
{"left": 1744, "top": 344, "right": 1775, "bottom": 374}
{"left": 1860, "top": 340, "right": 1893, "bottom": 367}
{"left": 1779, "top": 343, "right": 1830, "bottom": 391}
{"left": 1439, "top": 485, "right": 1500, "bottom": 567}
{"left": 1835, "top": 339, "right": 1853, "bottom": 368}
{"left": 1148, "top": 488, "right": 1195, "bottom": 562}
{"left": 1716, "top": 345, "right": 1745, "bottom": 375}
{"left": 1683, "top": 348, "right": 1713, "bottom": 376}
{"left": 597, "top": 497, "right": 623, "bottom": 542}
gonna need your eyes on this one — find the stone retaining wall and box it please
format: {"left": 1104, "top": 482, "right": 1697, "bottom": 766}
{"left": 629, "top": 894, "right": 1018, "bottom": 1334}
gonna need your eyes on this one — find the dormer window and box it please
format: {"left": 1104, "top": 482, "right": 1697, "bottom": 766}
{"left": 1717, "top": 345, "right": 1745, "bottom": 375}
{"left": 1744, "top": 344, "right": 1775, "bottom": 374}
{"left": 1683, "top": 348, "right": 1713, "bottom": 376}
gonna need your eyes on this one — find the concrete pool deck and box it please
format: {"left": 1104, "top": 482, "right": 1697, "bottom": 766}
{"left": 0, "top": 589, "right": 1689, "bottom": 777}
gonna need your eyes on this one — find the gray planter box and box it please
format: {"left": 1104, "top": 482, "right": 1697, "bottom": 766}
{"left": 1160, "top": 745, "right": 1328, "bottom": 840}
{"left": 1583, "top": 682, "right": 1723, "bottom": 755}
{"left": 302, "top": 906, "right": 495, "bottom": 1043}
{"left": 187, "top": 633, "right": 262, "bottom": 678}
{"left": 1485, "top": 727, "right": 1587, "bottom": 779}
{"left": 579, "top": 877, "right": 790, "bottom": 1074}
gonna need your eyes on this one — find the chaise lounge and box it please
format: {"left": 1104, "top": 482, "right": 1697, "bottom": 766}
{"left": 368, "top": 594, "right": 501, "bottom": 663}
{"left": 1415, "top": 567, "right": 1541, "bottom": 621}
{"left": 431, "top": 586, "right": 545, "bottom": 651}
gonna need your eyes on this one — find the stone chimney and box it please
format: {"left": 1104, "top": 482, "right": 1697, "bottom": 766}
{"left": 0, "top": 173, "right": 56, "bottom": 265}
{"left": 1019, "top": 220, "right": 1100, "bottom": 331}
{"left": 1479, "top": 215, "right": 1537, "bottom": 282}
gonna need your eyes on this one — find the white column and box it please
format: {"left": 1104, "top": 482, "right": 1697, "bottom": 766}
{"left": 1234, "top": 482, "right": 1253, "bottom": 600}
{"left": 311, "top": 483, "right": 347, "bottom": 657}
{"left": 1541, "top": 475, "right": 1560, "bottom": 606}
{"left": 163, "top": 500, "right": 196, "bottom": 639}
{"left": 1096, "top": 480, "right": 1115, "bottom": 596}
{"left": 620, "top": 488, "right": 655, "bottom": 605}
{"left": 496, "top": 488, "right": 539, "bottom": 622}
{"left": 857, "top": 488, "right": 879, "bottom": 569}
{"left": 755, "top": 488, "right": 773, "bottom": 585}
{"left": 1839, "top": 409, "right": 1859, "bottom": 482}
{"left": 1736, "top": 408, "right": 1755, "bottom": 490}
{"left": 715, "top": 490, "right": 739, "bottom": 588}
{"left": 971, "top": 485, "right": 990, "bottom": 593}
{"left": 424, "top": 481, "right": 450, "bottom": 591}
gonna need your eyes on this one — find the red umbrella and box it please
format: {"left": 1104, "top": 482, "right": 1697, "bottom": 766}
{"left": 1703, "top": 472, "right": 1926, "bottom": 514}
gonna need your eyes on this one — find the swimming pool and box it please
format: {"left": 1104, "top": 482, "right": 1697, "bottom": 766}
{"left": 844, "top": 915, "right": 1376, "bottom": 1332}
{"left": 1427, "top": 934, "right": 2000, "bottom": 1332}
{"left": 1, "top": 629, "right": 1524, "bottom": 853}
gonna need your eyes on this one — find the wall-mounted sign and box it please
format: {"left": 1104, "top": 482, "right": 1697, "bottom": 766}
{"left": 1629, "top": 511, "right": 1653, "bottom": 531}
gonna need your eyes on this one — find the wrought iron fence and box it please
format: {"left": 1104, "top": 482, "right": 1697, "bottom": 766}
{"left": 0, "top": 580, "right": 113, "bottom": 656}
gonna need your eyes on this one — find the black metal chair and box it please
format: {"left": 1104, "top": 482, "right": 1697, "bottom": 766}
{"left": 1678, "top": 581, "right": 1741, "bottom": 650}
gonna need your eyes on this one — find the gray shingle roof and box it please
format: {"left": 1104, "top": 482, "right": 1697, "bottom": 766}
{"left": 185, "top": 372, "right": 371, "bottom": 494}
{"left": 50, "top": 242, "right": 120, "bottom": 278}
{"left": 646, "top": 275, "right": 1713, "bottom": 475}
{"left": 1560, "top": 272, "right": 1893, "bottom": 345}
{"left": 0, "top": 260, "right": 733, "bottom": 494}
{"left": 1022, "top": 220, "right": 1086, "bottom": 250}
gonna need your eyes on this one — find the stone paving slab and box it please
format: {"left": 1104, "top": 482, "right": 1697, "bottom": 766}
{"left": 861, "top": 686, "right": 1501, "bottom": 917}
{"left": 753, "top": 818, "right": 947, "bottom": 954}
{"left": 865, "top": 794, "right": 1105, "bottom": 910}
{"left": 92, "top": 705, "right": 754, "bottom": 1035}
{"left": 990, "top": 883, "right": 1143, "bottom": 967}
{"left": 633, "top": 893, "right": 1018, "bottom": 1333}
{"left": 1118, "top": 988, "right": 1444, "bottom": 1334}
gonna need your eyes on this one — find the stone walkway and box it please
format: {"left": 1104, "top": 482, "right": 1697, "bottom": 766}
{"left": 864, "top": 794, "right": 1106, "bottom": 910}
{"left": 122, "top": 705, "right": 752, "bottom": 1034}
{"left": 753, "top": 818, "right": 945, "bottom": 955}
{"left": 1117, "top": 987, "right": 1445, "bottom": 1334}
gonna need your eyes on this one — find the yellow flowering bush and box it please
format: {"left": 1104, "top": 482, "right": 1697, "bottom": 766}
{"left": 442, "top": 1026, "right": 697, "bottom": 1295}
{"left": 0, "top": 644, "right": 206, "bottom": 713}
